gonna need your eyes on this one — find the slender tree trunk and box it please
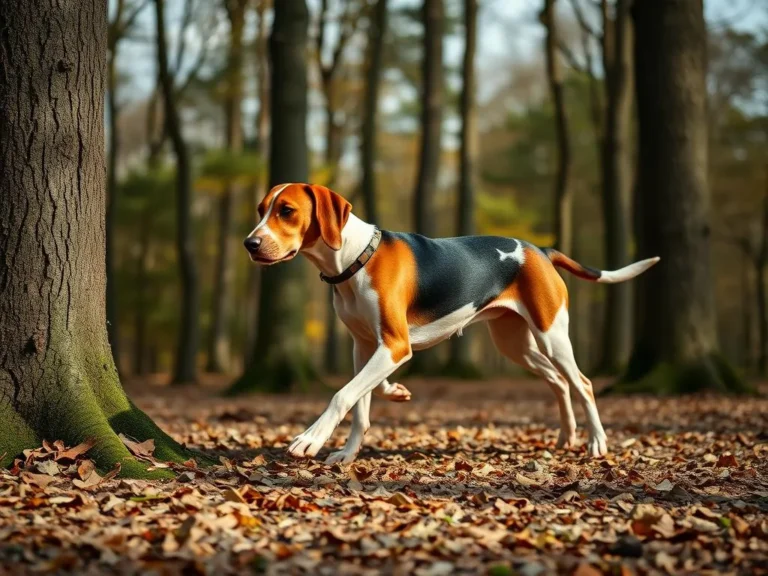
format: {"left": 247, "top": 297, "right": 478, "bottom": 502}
{"left": 106, "top": 32, "right": 122, "bottom": 374}
{"left": 154, "top": 0, "right": 200, "bottom": 385}
{"left": 597, "top": 0, "right": 633, "bottom": 374}
{"left": 755, "top": 259, "right": 767, "bottom": 375}
{"left": 756, "top": 191, "right": 768, "bottom": 375}
{"left": 741, "top": 251, "right": 752, "bottom": 373}
{"left": 133, "top": 211, "right": 152, "bottom": 376}
{"left": 446, "top": 0, "right": 480, "bottom": 377}
{"left": 618, "top": 0, "right": 749, "bottom": 394}
{"left": 413, "top": 0, "right": 443, "bottom": 238}
{"left": 321, "top": 88, "right": 343, "bottom": 376}
{"left": 360, "top": 0, "right": 387, "bottom": 225}
{"left": 542, "top": 0, "right": 572, "bottom": 257}
{"left": 228, "top": 0, "right": 314, "bottom": 395}
{"left": 406, "top": 0, "right": 444, "bottom": 376}
{"left": 244, "top": 0, "right": 270, "bottom": 364}
{"left": 0, "top": 0, "right": 193, "bottom": 474}
{"left": 207, "top": 0, "right": 247, "bottom": 374}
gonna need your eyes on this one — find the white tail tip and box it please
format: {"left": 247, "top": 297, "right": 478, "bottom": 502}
{"left": 597, "top": 256, "right": 660, "bottom": 284}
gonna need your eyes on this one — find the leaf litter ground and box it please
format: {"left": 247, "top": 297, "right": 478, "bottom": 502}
{"left": 1, "top": 377, "right": 767, "bottom": 575}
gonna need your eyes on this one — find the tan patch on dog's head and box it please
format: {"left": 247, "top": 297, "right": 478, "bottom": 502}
{"left": 245, "top": 183, "right": 351, "bottom": 264}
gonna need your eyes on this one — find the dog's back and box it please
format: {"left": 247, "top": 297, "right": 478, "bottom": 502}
{"left": 382, "top": 231, "right": 528, "bottom": 323}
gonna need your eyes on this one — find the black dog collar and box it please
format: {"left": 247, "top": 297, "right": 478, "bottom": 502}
{"left": 319, "top": 228, "right": 382, "bottom": 285}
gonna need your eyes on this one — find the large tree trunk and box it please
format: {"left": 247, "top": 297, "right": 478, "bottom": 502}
{"left": 106, "top": 26, "right": 122, "bottom": 374}
{"left": 206, "top": 0, "right": 248, "bottom": 374}
{"left": 0, "top": 0, "right": 192, "bottom": 474}
{"left": 407, "top": 0, "right": 444, "bottom": 376}
{"left": 542, "top": 0, "right": 572, "bottom": 256}
{"left": 154, "top": 0, "right": 200, "bottom": 385}
{"left": 228, "top": 0, "right": 314, "bottom": 395}
{"left": 360, "top": 0, "right": 387, "bottom": 225}
{"left": 244, "top": 0, "right": 271, "bottom": 364}
{"left": 446, "top": 0, "right": 481, "bottom": 378}
{"left": 618, "top": 0, "right": 748, "bottom": 394}
{"left": 597, "top": 0, "right": 633, "bottom": 374}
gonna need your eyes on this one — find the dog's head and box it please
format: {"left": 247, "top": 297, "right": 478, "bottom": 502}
{"left": 243, "top": 183, "right": 352, "bottom": 264}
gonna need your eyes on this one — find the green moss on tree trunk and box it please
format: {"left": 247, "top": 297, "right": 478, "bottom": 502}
{"left": 0, "top": 0, "right": 207, "bottom": 478}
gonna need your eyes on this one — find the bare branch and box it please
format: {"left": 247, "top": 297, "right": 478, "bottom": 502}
{"left": 568, "top": 0, "right": 600, "bottom": 39}
{"left": 173, "top": 0, "right": 196, "bottom": 78}
{"left": 316, "top": 0, "right": 329, "bottom": 78}
{"left": 122, "top": 0, "right": 150, "bottom": 35}
{"left": 557, "top": 39, "right": 586, "bottom": 73}
{"left": 328, "top": 1, "right": 364, "bottom": 80}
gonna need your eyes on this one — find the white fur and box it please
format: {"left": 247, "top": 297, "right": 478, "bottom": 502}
{"left": 597, "top": 256, "right": 660, "bottom": 284}
{"left": 496, "top": 243, "right": 526, "bottom": 265}
{"left": 249, "top": 183, "right": 290, "bottom": 240}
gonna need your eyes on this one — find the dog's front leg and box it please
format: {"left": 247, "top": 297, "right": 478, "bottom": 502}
{"left": 288, "top": 342, "right": 412, "bottom": 459}
{"left": 325, "top": 339, "right": 374, "bottom": 464}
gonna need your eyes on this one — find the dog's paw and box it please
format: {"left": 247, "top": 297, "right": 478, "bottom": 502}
{"left": 325, "top": 447, "right": 359, "bottom": 465}
{"left": 586, "top": 434, "right": 608, "bottom": 458}
{"left": 376, "top": 381, "right": 412, "bottom": 403}
{"left": 288, "top": 424, "right": 332, "bottom": 459}
{"left": 555, "top": 430, "right": 578, "bottom": 450}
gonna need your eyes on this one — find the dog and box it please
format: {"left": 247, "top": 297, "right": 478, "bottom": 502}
{"left": 243, "top": 183, "right": 659, "bottom": 464}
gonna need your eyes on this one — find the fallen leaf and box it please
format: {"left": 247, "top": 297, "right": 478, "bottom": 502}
{"left": 118, "top": 434, "right": 155, "bottom": 459}
{"left": 54, "top": 438, "right": 96, "bottom": 461}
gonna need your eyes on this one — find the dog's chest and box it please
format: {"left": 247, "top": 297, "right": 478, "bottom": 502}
{"left": 332, "top": 274, "right": 380, "bottom": 341}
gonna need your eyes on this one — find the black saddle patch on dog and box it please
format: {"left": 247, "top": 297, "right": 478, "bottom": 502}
{"left": 382, "top": 231, "right": 525, "bottom": 322}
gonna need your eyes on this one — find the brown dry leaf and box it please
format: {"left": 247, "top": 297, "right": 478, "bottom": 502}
{"left": 54, "top": 438, "right": 96, "bottom": 461}
{"left": 36, "top": 459, "right": 60, "bottom": 476}
{"left": 716, "top": 454, "right": 738, "bottom": 468}
{"left": 350, "top": 464, "right": 373, "bottom": 482}
{"left": 118, "top": 434, "right": 155, "bottom": 459}
{"left": 387, "top": 492, "right": 415, "bottom": 509}
{"left": 221, "top": 487, "right": 246, "bottom": 504}
{"left": 20, "top": 472, "right": 56, "bottom": 488}
{"left": 72, "top": 459, "right": 104, "bottom": 489}
{"left": 515, "top": 472, "right": 539, "bottom": 487}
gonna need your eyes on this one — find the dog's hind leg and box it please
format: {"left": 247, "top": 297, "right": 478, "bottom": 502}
{"left": 488, "top": 311, "right": 578, "bottom": 449}
{"left": 531, "top": 307, "right": 608, "bottom": 457}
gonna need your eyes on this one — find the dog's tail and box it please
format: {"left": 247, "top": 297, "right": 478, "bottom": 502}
{"left": 541, "top": 248, "right": 660, "bottom": 284}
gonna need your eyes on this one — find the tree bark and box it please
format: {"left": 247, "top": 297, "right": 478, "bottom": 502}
{"left": 406, "top": 0, "right": 445, "bottom": 376}
{"left": 446, "top": 0, "right": 481, "bottom": 377}
{"left": 542, "top": 0, "right": 572, "bottom": 257}
{"left": 244, "top": 0, "right": 271, "bottom": 364}
{"left": 0, "top": 0, "right": 193, "bottom": 474}
{"left": 617, "top": 0, "right": 749, "bottom": 394}
{"left": 106, "top": 2, "right": 124, "bottom": 374}
{"left": 413, "top": 0, "right": 443, "bottom": 238}
{"left": 755, "top": 190, "right": 768, "bottom": 375}
{"left": 228, "top": 0, "right": 314, "bottom": 395}
{"left": 597, "top": 0, "right": 633, "bottom": 374}
{"left": 360, "top": 0, "right": 387, "bottom": 226}
{"left": 206, "top": 0, "right": 248, "bottom": 374}
{"left": 154, "top": 0, "right": 200, "bottom": 385}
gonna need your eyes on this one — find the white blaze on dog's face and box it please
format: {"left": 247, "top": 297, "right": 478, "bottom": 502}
{"left": 243, "top": 183, "right": 351, "bottom": 264}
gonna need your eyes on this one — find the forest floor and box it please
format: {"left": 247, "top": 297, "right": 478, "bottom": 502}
{"left": 1, "top": 377, "right": 767, "bottom": 575}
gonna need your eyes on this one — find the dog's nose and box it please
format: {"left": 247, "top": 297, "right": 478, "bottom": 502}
{"left": 244, "top": 236, "right": 262, "bottom": 252}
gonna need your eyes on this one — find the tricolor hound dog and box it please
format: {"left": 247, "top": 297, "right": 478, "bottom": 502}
{"left": 243, "top": 183, "right": 659, "bottom": 464}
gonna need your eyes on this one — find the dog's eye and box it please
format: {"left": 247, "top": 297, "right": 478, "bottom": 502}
{"left": 279, "top": 205, "right": 295, "bottom": 217}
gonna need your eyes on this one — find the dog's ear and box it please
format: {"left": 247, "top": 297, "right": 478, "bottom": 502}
{"left": 304, "top": 184, "right": 351, "bottom": 250}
